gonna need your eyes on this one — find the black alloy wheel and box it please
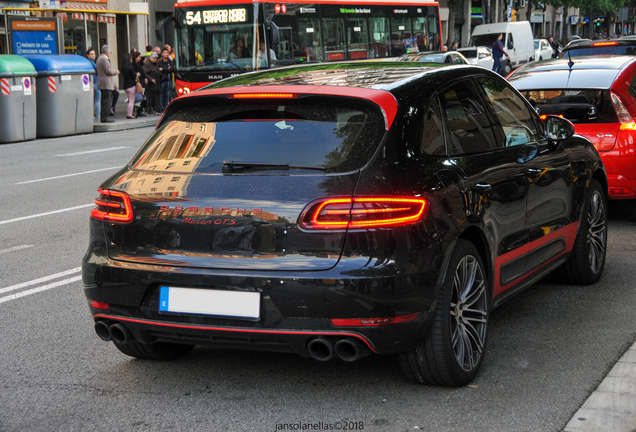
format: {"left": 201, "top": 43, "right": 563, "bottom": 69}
{"left": 399, "top": 240, "right": 489, "bottom": 386}
{"left": 553, "top": 179, "right": 607, "bottom": 284}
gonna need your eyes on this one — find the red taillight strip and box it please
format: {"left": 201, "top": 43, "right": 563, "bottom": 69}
{"left": 331, "top": 313, "right": 420, "bottom": 327}
{"left": 231, "top": 93, "right": 297, "bottom": 99}
{"left": 92, "top": 314, "right": 379, "bottom": 353}
{"left": 539, "top": 114, "right": 563, "bottom": 120}
{"left": 90, "top": 188, "right": 133, "bottom": 223}
{"left": 592, "top": 41, "right": 619, "bottom": 46}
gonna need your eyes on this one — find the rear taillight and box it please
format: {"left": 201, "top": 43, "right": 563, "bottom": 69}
{"left": 592, "top": 41, "right": 618, "bottom": 46}
{"left": 611, "top": 92, "right": 634, "bottom": 125}
{"left": 88, "top": 299, "right": 110, "bottom": 310}
{"left": 90, "top": 189, "right": 133, "bottom": 223}
{"left": 299, "top": 197, "right": 426, "bottom": 230}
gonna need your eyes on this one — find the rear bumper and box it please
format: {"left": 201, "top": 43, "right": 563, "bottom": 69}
{"left": 83, "top": 255, "right": 440, "bottom": 355}
{"left": 607, "top": 173, "right": 636, "bottom": 199}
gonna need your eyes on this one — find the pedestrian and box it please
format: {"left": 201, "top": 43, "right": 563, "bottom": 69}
{"left": 449, "top": 41, "right": 459, "bottom": 51}
{"left": 132, "top": 51, "right": 149, "bottom": 116}
{"left": 165, "top": 44, "right": 176, "bottom": 61}
{"left": 548, "top": 36, "right": 559, "bottom": 58}
{"left": 143, "top": 51, "right": 161, "bottom": 114}
{"left": 144, "top": 45, "right": 153, "bottom": 58}
{"left": 96, "top": 45, "right": 119, "bottom": 123}
{"left": 492, "top": 33, "right": 509, "bottom": 75}
{"left": 120, "top": 53, "right": 138, "bottom": 119}
{"left": 158, "top": 48, "right": 175, "bottom": 110}
{"left": 86, "top": 48, "right": 100, "bottom": 122}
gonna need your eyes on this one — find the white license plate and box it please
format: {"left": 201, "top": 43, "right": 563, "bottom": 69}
{"left": 159, "top": 286, "right": 260, "bottom": 319}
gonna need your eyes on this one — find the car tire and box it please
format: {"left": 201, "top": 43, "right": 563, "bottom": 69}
{"left": 399, "top": 240, "right": 489, "bottom": 386}
{"left": 113, "top": 340, "right": 195, "bottom": 361}
{"left": 503, "top": 62, "right": 512, "bottom": 75}
{"left": 553, "top": 179, "right": 607, "bottom": 285}
{"left": 539, "top": 56, "right": 543, "bottom": 61}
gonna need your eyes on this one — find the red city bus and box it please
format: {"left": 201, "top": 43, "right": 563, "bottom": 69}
{"left": 171, "top": 0, "right": 442, "bottom": 96}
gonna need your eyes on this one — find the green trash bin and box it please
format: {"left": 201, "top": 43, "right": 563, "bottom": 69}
{"left": 0, "top": 55, "right": 37, "bottom": 143}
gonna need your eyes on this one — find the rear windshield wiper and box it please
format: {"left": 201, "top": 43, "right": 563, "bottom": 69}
{"left": 222, "top": 161, "right": 326, "bottom": 173}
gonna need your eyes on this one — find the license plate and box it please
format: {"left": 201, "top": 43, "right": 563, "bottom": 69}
{"left": 159, "top": 286, "right": 260, "bottom": 319}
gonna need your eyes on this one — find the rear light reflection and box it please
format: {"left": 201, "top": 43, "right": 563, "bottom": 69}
{"left": 331, "top": 313, "right": 420, "bottom": 326}
{"left": 539, "top": 114, "right": 563, "bottom": 120}
{"left": 90, "top": 189, "right": 133, "bottom": 223}
{"left": 299, "top": 197, "right": 426, "bottom": 230}
{"left": 88, "top": 299, "right": 110, "bottom": 310}
{"left": 610, "top": 186, "right": 633, "bottom": 196}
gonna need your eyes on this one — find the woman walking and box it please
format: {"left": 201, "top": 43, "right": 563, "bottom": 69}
{"left": 86, "top": 48, "right": 100, "bottom": 121}
{"left": 120, "top": 53, "right": 138, "bottom": 119}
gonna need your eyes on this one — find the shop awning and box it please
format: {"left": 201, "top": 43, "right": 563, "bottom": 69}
{"left": 58, "top": 4, "right": 115, "bottom": 24}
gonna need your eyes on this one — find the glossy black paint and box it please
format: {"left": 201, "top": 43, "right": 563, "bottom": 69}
{"left": 83, "top": 63, "right": 606, "bottom": 358}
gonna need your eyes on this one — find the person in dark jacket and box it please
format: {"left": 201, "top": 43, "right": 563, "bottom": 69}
{"left": 132, "top": 51, "right": 148, "bottom": 116}
{"left": 120, "top": 53, "right": 138, "bottom": 119}
{"left": 143, "top": 52, "right": 161, "bottom": 114}
{"left": 492, "top": 33, "right": 509, "bottom": 75}
{"left": 158, "top": 48, "right": 175, "bottom": 110}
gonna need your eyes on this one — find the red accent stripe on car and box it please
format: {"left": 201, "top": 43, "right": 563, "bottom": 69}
{"left": 493, "top": 222, "right": 579, "bottom": 297}
{"left": 182, "top": 85, "right": 399, "bottom": 130}
{"left": 93, "top": 314, "right": 379, "bottom": 353}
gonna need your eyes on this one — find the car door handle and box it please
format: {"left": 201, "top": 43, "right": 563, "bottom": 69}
{"left": 527, "top": 168, "right": 546, "bottom": 180}
{"left": 472, "top": 183, "right": 491, "bottom": 194}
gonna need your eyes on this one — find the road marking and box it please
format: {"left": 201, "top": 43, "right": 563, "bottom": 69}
{"left": 56, "top": 146, "right": 130, "bottom": 157}
{"left": 0, "top": 267, "right": 81, "bottom": 295}
{"left": 15, "top": 166, "right": 122, "bottom": 184}
{"left": 0, "top": 245, "right": 34, "bottom": 255}
{"left": 0, "top": 204, "right": 94, "bottom": 225}
{"left": 0, "top": 276, "right": 83, "bottom": 304}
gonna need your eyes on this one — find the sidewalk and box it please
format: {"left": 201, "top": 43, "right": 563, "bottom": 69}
{"left": 565, "top": 340, "right": 636, "bottom": 431}
{"left": 93, "top": 90, "right": 159, "bottom": 133}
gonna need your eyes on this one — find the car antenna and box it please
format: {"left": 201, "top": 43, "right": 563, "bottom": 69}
{"left": 567, "top": 50, "right": 574, "bottom": 70}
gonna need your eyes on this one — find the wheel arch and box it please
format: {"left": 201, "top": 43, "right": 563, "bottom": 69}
{"left": 592, "top": 169, "right": 608, "bottom": 199}
{"left": 458, "top": 226, "right": 494, "bottom": 299}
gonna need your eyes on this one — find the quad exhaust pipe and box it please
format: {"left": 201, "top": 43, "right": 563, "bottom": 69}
{"left": 94, "top": 321, "right": 133, "bottom": 344}
{"left": 307, "top": 337, "right": 371, "bottom": 362}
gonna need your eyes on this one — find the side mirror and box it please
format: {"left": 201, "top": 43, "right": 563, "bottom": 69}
{"left": 544, "top": 115, "right": 575, "bottom": 141}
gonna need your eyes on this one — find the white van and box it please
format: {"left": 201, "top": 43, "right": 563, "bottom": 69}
{"left": 470, "top": 21, "right": 535, "bottom": 75}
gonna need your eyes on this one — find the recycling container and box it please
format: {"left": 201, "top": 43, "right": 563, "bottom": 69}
{"left": 22, "top": 54, "right": 95, "bottom": 137}
{"left": 0, "top": 55, "right": 37, "bottom": 143}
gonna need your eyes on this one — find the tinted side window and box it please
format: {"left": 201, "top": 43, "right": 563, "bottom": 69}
{"left": 420, "top": 99, "right": 445, "bottom": 156}
{"left": 439, "top": 80, "right": 498, "bottom": 154}
{"left": 478, "top": 77, "right": 541, "bottom": 146}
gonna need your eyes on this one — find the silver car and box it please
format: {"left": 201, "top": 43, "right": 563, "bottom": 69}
{"left": 534, "top": 39, "right": 554, "bottom": 60}
{"left": 457, "top": 46, "right": 494, "bottom": 69}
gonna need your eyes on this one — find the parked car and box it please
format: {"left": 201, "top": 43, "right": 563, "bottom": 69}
{"left": 396, "top": 51, "right": 469, "bottom": 64}
{"left": 84, "top": 61, "right": 607, "bottom": 387}
{"left": 534, "top": 38, "right": 554, "bottom": 60}
{"left": 508, "top": 55, "right": 636, "bottom": 201}
{"left": 457, "top": 46, "right": 494, "bottom": 69}
{"left": 470, "top": 21, "right": 535, "bottom": 74}
{"left": 560, "top": 38, "right": 636, "bottom": 57}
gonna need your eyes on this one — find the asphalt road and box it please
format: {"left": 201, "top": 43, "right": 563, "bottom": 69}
{"left": 1, "top": 129, "right": 635, "bottom": 432}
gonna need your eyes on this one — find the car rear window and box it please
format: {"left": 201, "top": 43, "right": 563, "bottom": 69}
{"left": 520, "top": 90, "right": 618, "bottom": 124}
{"left": 459, "top": 50, "right": 476, "bottom": 58}
{"left": 563, "top": 45, "right": 636, "bottom": 56}
{"left": 130, "top": 99, "right": 386, "bottom": 174}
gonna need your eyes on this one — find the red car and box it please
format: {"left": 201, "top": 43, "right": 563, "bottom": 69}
{"left": 508, "top": 55, "right": 636, "bottom": 200}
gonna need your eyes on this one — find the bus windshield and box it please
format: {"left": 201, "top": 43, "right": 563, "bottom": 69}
{"left": 176, "top": 4, "right": 265, "bottom": 72}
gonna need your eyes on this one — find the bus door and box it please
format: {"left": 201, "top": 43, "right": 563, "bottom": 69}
{"left": 277, "top": 26, "right": 295, "bottom": 63}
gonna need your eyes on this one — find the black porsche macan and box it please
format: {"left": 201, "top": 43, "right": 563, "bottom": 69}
{"left": 83, "top": 62, "right": 608, "bottom": 386}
